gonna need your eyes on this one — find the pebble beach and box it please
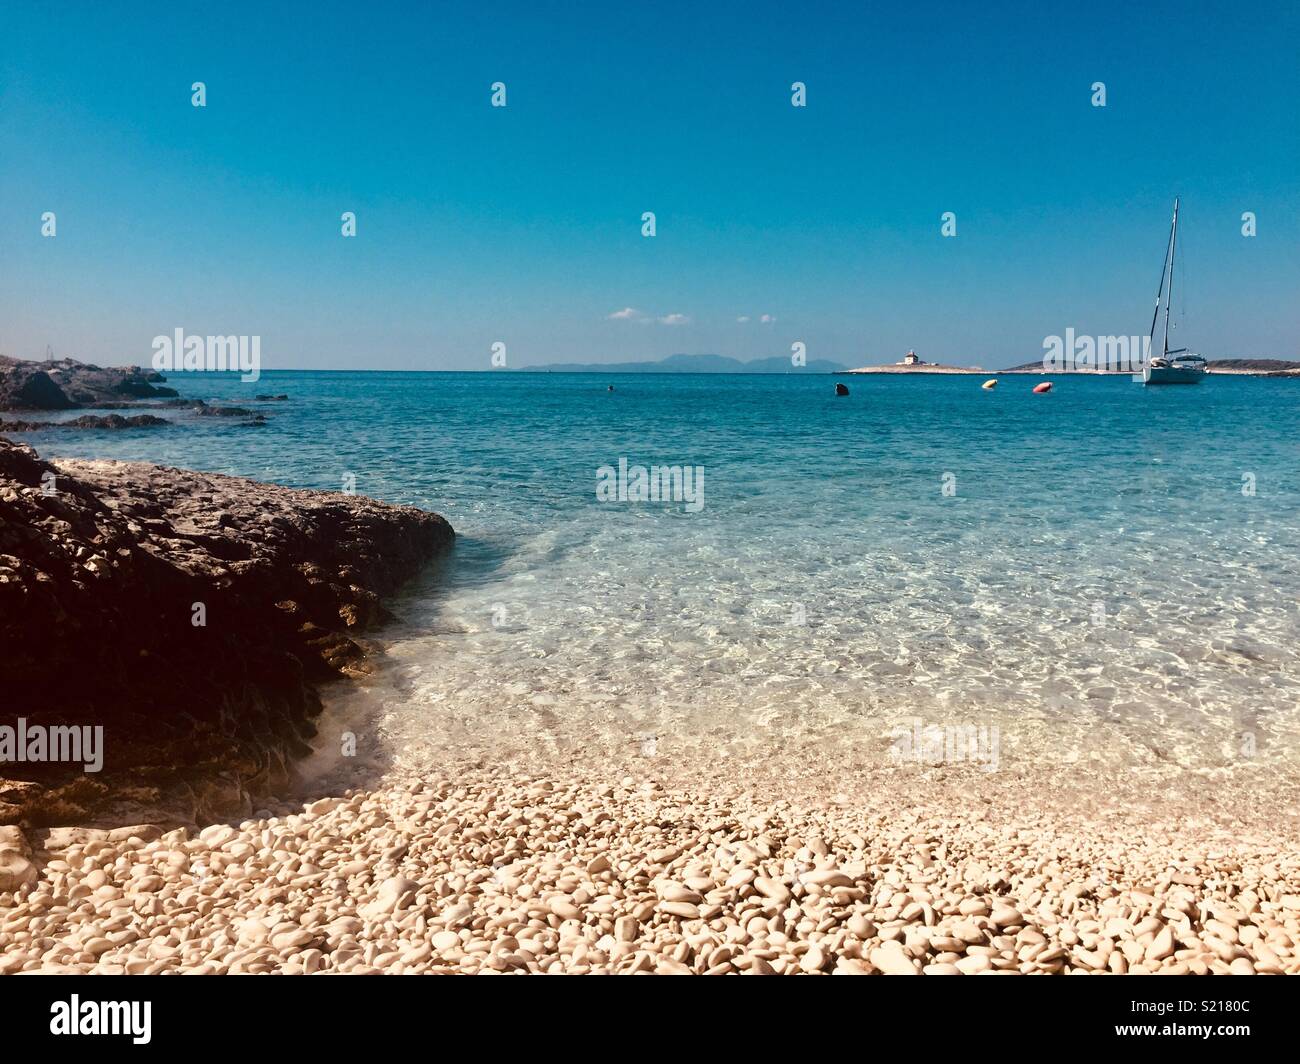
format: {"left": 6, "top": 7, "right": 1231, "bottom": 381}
{"left": 3, "top": 760, "right": 1298, "bottom": 975}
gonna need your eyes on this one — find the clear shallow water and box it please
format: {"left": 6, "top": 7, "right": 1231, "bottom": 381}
{"left": 30, "top": 371, "right": 1300, "bottom": 776}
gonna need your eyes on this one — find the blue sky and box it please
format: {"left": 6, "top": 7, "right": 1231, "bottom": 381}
{"left": 2, "top": 0, "right": 1297, "bottom": 370}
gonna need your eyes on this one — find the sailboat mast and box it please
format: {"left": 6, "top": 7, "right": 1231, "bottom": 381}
{"left": 1148, "top": 210, "right": 1175, "bottom": 352}
{"left": 1162, "top": 198, "right": 1179, "bottom": 357}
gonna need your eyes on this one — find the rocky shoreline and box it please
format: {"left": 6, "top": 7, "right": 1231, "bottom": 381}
{"left": 0, "top": 355, "right": 178, "bottom": 410}
{"left": 0, "top": 436, "right": 453, "bottom": 828}
{"left": 1, "top": 355, "right": 274, "bottom": 431}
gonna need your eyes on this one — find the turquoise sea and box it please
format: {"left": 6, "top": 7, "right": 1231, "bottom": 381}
{"left": 28, "top": 371, "right": 1300, "bottom": 778}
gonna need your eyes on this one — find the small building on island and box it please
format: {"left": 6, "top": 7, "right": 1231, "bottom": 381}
{"left": 839, "top": 348, "right": 979, "bottom": 374}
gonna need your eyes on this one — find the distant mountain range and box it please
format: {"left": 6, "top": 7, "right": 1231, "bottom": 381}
{"left": 519, "top": 353, "right": 846, "bottom": 374}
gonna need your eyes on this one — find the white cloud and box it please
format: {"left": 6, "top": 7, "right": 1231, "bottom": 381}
{"left": 760, "top": 313, "right": 777, "bottom": 324}
{"left": 736, "top": 315, "right": 750, "bottom": 323}
{"left": 608, "top": 307, "right": 690, "bottom": 326}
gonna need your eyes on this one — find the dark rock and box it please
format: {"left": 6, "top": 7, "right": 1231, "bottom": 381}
{"left": 255, "top": 394, "right": 289, "bottom": 401}
{"left": 86, "top": 399, "right": 205, "bottom": 411}
{"left": 0, "top": 414, "right": 172, "bottom": 432}
{"left": 3, "top": 369, "right": 75, "bottom": 411}
{"left": 835, "top": 382, "right": 850, "bottom": 396}
{"left": 66, "top": 414, "right": 170, "bottom": 429}
{"left": 111, "top": 377, "right": 179, "bottom": 399}
{"left": 197, "top": 405, "right": 257, "bottom": 418}
{"left": 0, "top": 437, "right": 453, "bottom": 825}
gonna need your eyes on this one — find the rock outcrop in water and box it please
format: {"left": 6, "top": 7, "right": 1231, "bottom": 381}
{"left": 0, "top": 414, "right": 171, "bottom": 432}
{"left": 0, "top": 436, "right": 453, "bottom": 826}
{"left": 0, "top": 355, "right": 178, "bottom": 410}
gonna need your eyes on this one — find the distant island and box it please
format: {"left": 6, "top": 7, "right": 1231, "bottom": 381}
{"left": 839, "top": 350, "right": 986, "bottom": 375}
{"left": 519, "top": 353, "right": 846, "bottom": 374}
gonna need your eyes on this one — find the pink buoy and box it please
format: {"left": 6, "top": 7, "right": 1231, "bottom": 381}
{"left": 1033, "top": 382, "right": 1053, "bottom": 393}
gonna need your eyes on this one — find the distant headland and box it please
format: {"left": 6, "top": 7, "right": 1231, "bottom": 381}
{"left": 998, "top": 356, "right": 1300, "bottom": 377}
{"left": 840, "top": 350, "right": 1300, "bottom": 376}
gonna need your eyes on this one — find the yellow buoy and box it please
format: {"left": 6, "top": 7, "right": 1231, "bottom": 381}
{"left": 982, "top": 379, "right": 997, "bottom": 389}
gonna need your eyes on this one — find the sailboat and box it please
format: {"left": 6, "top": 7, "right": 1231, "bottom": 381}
{"left": 1143, "top": 198, "right": 1206, "bottom": 385}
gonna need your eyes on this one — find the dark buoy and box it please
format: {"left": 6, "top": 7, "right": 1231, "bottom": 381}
{"left": 835, "top": 382, "right": 850, "bottom": 396}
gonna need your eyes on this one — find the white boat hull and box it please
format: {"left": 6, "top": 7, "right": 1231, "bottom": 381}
{"left": 1143, "top": 364, "right": 1205, "bottom": 385}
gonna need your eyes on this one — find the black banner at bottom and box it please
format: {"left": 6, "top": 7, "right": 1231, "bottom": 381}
{"left": 0, "top": 971, "right": 1283, "bottom": 1051}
